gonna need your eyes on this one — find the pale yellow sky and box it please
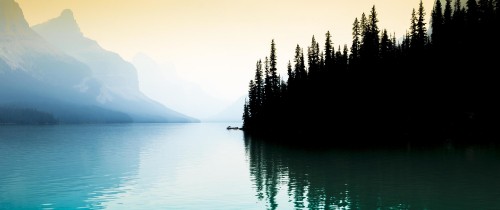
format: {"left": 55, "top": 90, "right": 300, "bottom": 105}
{"left": 16, "top": 0, "right": 435, "bottom": 101}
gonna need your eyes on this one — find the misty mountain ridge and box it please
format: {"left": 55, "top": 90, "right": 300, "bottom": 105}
{"left": 0, "top": 0, "right": 76, "bottom": 73}
{"left": 33, "top": 10, "right": 143, "bottom": 101}
{"left": 133, "top": 53, "right": 242, "bottom": 121}
{"left": 204, "top": 96, "right": 245, "bottom": 122}
{"left": 1, "top": 0, "right": 97, "bottom": 109}
{"left": 0, "top": 0, "right": 198, "bottom": 123}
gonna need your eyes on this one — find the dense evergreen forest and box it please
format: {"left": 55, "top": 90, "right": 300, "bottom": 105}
{"left": 243, "top": 0, "right": 500, "bottom": 143}
{"left": 0, "top": 107, "right": 57, "bottom": 125}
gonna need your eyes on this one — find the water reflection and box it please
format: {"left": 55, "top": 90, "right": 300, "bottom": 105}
{"left": 0, "top": 124, "right": 145, "bottom": 209}
{"left": 0, "top": 123, "right": 260, "bottom": 210}
{"left": 244, "top": 134, "right": 500, "bottom": 210}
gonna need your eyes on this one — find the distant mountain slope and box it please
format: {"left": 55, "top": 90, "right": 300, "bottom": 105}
{"left": 132, "top": 53, "right": 228, "bottom": 120}
{"left": 0, "top": 0, "right": 197, "bottom": 123}
{"left": 204, "top": 96, "right": 245, "bottom": 122}
{"left": 32, "top": 10, "right": 140, "bottom": 98}
{"left": 0, "top": 0, "right": 120, "bottom": 123}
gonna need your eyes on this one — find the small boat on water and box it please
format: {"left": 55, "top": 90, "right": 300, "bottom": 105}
{"left": 227, "top": 126, "right": 241, "bottom": 130}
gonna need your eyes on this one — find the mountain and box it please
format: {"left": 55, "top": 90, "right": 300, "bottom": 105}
{"left": 0, "top": 0, "right": 120, "bottom": 123}
{"left": 0, "top": 0, "right": 197, "bottom": 123}
{"left": 204, "top": 96, "right": 245, "bottom": 122}
{"left": 132, "top": 53, "right": 230, "bottom": 121}
{"left": 32, "top": 9, "right": 197, "bottom": 122}
{"left": 32, "top": 10, "right": 138, "bottom": 96}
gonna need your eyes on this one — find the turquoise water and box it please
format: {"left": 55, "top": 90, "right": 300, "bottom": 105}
{"left": 1, "top": 123, "right": 500, "bottom": 209}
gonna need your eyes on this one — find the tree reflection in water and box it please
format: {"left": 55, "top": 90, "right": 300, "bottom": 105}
{"left": 244, "top": 134, "right": 500, "bottom": 210}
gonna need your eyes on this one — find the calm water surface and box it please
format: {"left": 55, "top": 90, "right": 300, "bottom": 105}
{"left": 1, "top": 123, "right": 499, "bottom": 209}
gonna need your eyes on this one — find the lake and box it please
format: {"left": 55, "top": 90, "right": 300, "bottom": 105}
{"left": 1, "top": 123, "right": 499, "bottom": 209}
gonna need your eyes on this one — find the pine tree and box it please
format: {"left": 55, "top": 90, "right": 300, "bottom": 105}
{"left": 335, "top": 46, "right": 342, "bottom": 66}
{"left": 360, "top": 13, "right": 369, "bottom": 63}
{"left": 391, "top": 32, "right": 397, "bottom": 52}
{"left": 455, "top": 0, "right": 464, "bottom": 19}
{"left": 360, "top": 12, "right": 368, "bottom": 45}
{"left": 243, "top": 99, "right": 250, "bottom": 128}
{"left": 402, "top": 31, "right": 411, "bottom": 55}
{"left": 417, "top": 0, "right": 427, "bottom": 48}
{"left": 410, "top": 8, "right": 419, "bottom": 49}
{"left": 341, "top": 44, "right": 349, "bottom": 71}
{"left": 324, "top": 31, "right": 334, "bottom": 72}
{"left": 431, "top": 0, "right": 444, "bottom": 45}
{"left": 248, "top": 80, "right": 256, "bottom": 117}
{"left": 264, "top": 57, "right": 272, "bottom": 105}
{"left": 350, "top": 18, "right": 361, "bottom": 67}
{"left": 380, "top": 29, "right": 390, "bottom": 61}
{"left": 360, "top": 6, "right": 380, "bottom": 65}
{"left": 444, "top": 0, "right": 453, "bottom": 24}
{"left": 294, "top": 45, "right": 306, "bottom": 81}
{"left": 280, "top": 78, "right": 287, "bottom": 96}
{"left": 253, "top": 60, "right": 264, "bottom": 112}
{"left": 287, "top": 61, "right": 294, "bottom": 84}
{"left": 319, "top": 51, "right": 325, "bottom": 72}
{"left": 308, "top": 36, "right": 320, "bottom": 79}
{"left": 269, "top": 39, "right": 280, "bottom": 99}
{"left": 315, "top": 41, "right": 321, "bottom": 73}
{"left": 369, "top": 5, "right": 380, "bottom": 57}
{"left": 299, "top": 49, "right": 306, "bottom": 79}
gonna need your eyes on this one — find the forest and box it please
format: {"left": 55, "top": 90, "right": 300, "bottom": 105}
{"left": 0, "top": 107, "right": 57, "bottom": 125}
{"left": 243, "top": 0, "right": 500, "bottom": 144}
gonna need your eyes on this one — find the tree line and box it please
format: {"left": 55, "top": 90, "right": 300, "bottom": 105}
{"left": 0, "top": 107, "right": 57, "bottom": 125}
{"left": 243, "top": 0, "right": 500, "bottom": 143}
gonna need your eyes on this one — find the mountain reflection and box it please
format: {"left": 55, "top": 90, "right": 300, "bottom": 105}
{"left": 244, "top": 134, "right": 500, "bottom": 210}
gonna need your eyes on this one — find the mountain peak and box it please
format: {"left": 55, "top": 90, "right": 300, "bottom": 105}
{"left": 0, "top": 0, "right": 31, "bottom": 34}
{"left": 55, "top": 9, "right": 81, "bottom": 35}
{"left": 60, "top": 9, "right": 75, "bottom": 19}
{"left": 32, "top": 9, "right": 83, "bottom": 39}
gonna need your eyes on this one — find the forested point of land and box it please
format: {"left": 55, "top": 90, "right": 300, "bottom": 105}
{"left": 243, "top": 0, "right": 500, "bottom": 145}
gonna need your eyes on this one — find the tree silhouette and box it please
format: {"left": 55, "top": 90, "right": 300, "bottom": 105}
{"left": 431, "top": 0, "right": 443, "bottom": 45}
{"left": 269, "top": 39, "right": 280, "bottom": 100}
{"left": 324, "top": 31, "right": 334, "bottom": 73}
{"left": 341, "top": 44, "right": 349, "bottom": 72}
{"left": 417, "top": 0, "right": 427, "bottom": 50}
{"left": 359, "top": 6, "right": 380, "bottom": 69}
{"left": 249, "top": 60, "right": 264, "bottom": 118}
{"left": 242, "top": 0, "right": 500, "bottom": 144}
{"left": 243, "top": 99, "right": 250, "bottom": 129}
{"left": 410, "top": 9, "right": 418, "bottom": 49}
{"left": 294, "top": 45, "right": 307, "bottom": 81}
{"left": 380, "top": 29, "right": 390, "bottom": 61}
{"left": 263, "top": 57, "right": 272, "bottom": 106}
{"left": 350, "top": 17, "right": 361, "bottom": 70}
{"left": 287, "top": 61, "right": 293, "bottom": 84}
{"left": 307, "top": 36, "right": 321, "bottom": 79}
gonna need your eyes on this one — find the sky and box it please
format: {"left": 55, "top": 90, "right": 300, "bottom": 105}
{"left": 16, "top": 0, "right": 435, "bottom": 102}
